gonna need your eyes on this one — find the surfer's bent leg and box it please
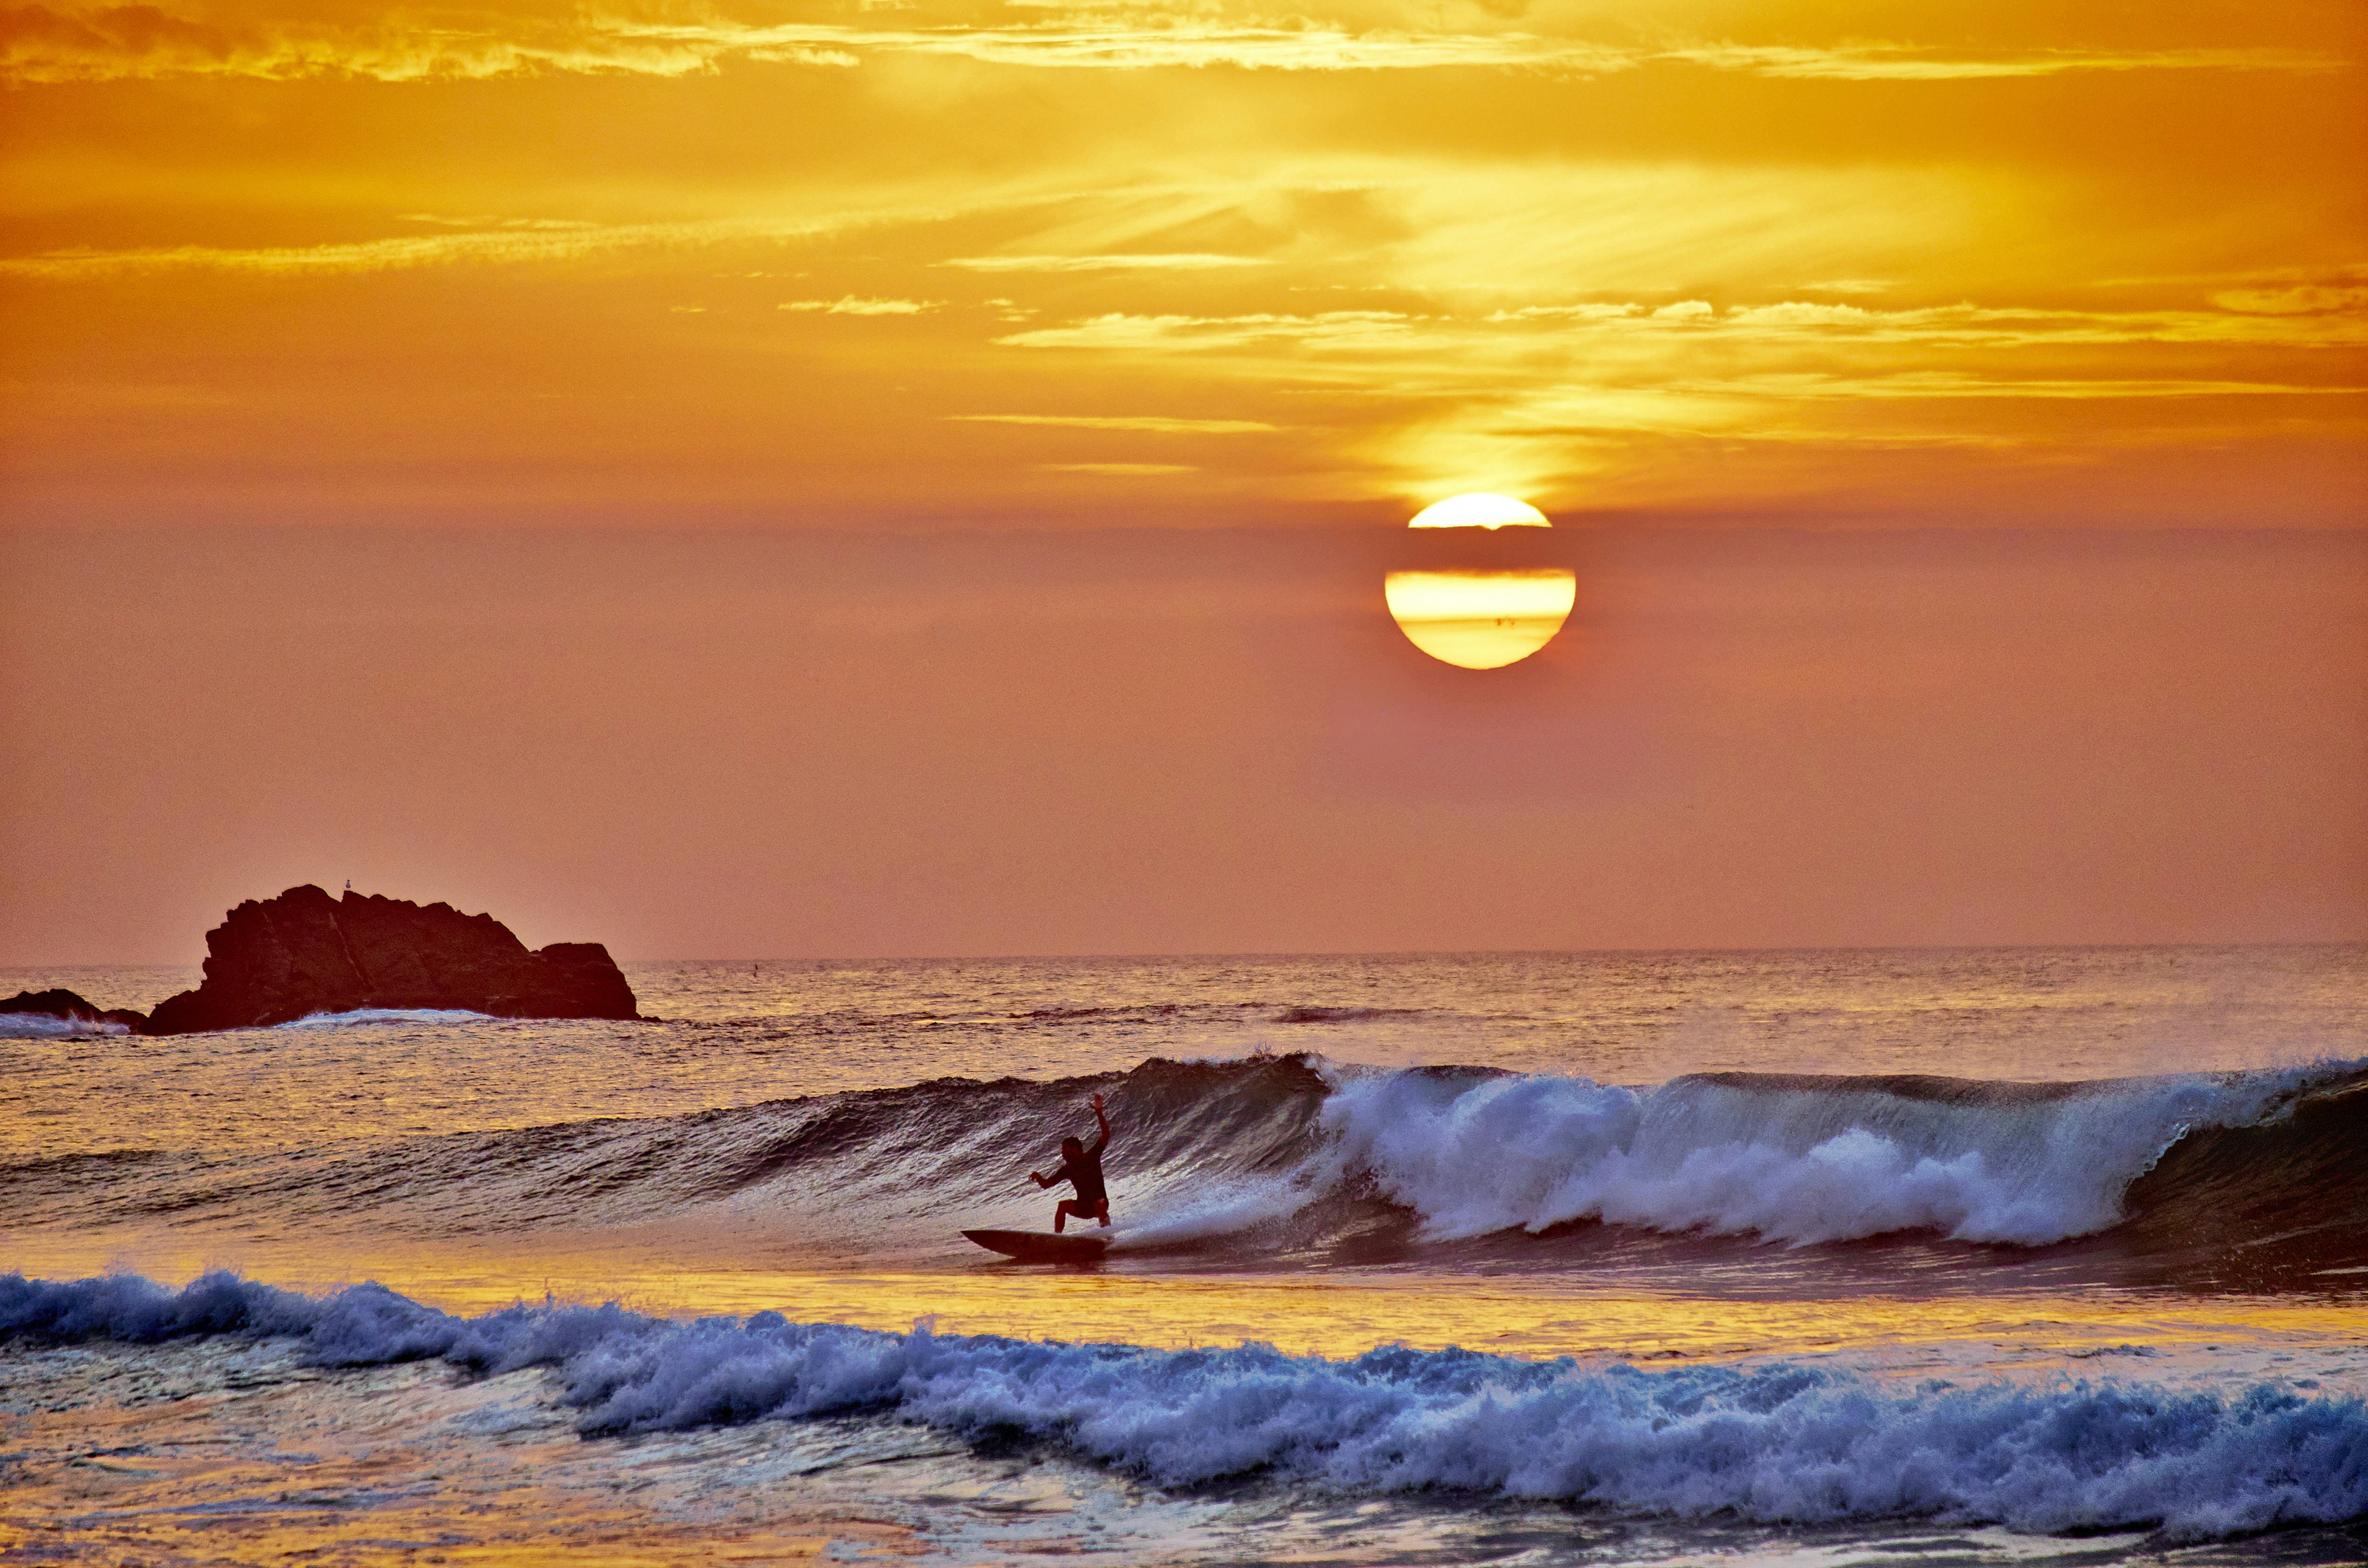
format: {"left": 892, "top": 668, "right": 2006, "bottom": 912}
{"left": 1055, "top": 1199, "right": 1079, "bottom": 1233}
{"left": 1094, "top": 1199, "right": 1110, "bottom": 1227}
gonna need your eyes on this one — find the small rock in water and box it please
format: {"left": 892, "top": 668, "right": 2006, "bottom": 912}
{"left": 0, "top": 988, "right": 150, "bottom": 1032}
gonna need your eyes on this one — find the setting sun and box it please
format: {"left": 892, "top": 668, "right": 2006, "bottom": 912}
{"left": 1408, "top": 494, "right": 1552, "bottom": 530}
{"left": 1384, "top": 567, "right": 1579, "bottom": 669}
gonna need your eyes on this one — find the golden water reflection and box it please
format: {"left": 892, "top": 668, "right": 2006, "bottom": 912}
{"left": 15, "top": 1235, "right": 2360, "bottom": 1368}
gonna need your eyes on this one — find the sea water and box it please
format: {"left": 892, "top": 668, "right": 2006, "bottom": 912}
{"left": 3, "top": 946, "right": 2364, "bottom": 1564}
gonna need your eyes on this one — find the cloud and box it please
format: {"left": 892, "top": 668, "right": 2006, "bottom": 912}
{"left": 1677, "top": 371, "right": 2365, "bottom": 401}
{"left": 1, "top": 8, "right": 2339, "bottom": 87}
{"left": 605, "top": 20, "right": 1642, "bottom": 76}
{"left": 949, "top": 414, "right": 1277, "bottom": 432}
{"left": 2210, "top": 284, "right": 2368, "bottom": 316}
{"left": 1656, "top": 43, "right": 2341, "bottom": 81}
{"left": 995, "top": 310, "right": 1413, "bottom": 350}
{"left": 975, "top": 293, "right": 2365, "bottom": 503}
{"left": 780, "top": 297, "right": 941, "bottom": 315}
{"left": 0, "top": 4, "right": 854, "bottom": 83}
{"left": 0, "top": 204, "right": 978, "bottom": 278}
{"left": 1486, "top": 303, "right": 1649, "bottom": 323}
{"left": 1467, "top": 300, "right": 2368, "bottom": 351}
{"left": 0, "top": 226, "right": 622, "bottom": 277}
{"left": 0, "top": 9, "right": 1634, "bottom": 82}
{"left": 941, "top": 254, "right": 1269, "bottom": 272}
{"left": 991, "top": 300, "right": 2368, "bottom": 361}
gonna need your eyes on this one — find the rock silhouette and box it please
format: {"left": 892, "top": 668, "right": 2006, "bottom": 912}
{"left": 0, "top": 988, "right": 150, "bottom": 1032}
{"left": 144, "top": 885, "right": 640, "bottom": 1034}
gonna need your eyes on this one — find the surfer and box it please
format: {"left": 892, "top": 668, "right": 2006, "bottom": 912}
{"left": 1030, "top": 1092, "right": 1112, "bottom": 1232}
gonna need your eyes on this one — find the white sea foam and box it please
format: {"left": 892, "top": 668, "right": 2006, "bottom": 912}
{"left": 275, "top": 1007, "right": 498, "bottom": 1030}
{"left": 2, "top": 1270, "right": 2361, "bottom": 1541}
{"left": 1319, "top": 1064, "right": 2334, "bottom": 1246}
{"left": 0, "top": 1011, "right": 130, "bottom": 1038}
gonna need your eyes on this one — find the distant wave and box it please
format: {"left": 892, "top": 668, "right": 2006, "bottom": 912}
{"left": 0, "top": 1011, "right": 132, "bottom": 1038}
{"left": 275, "top": 1007, "right": 498, "bottom": 1030}
{"left": 3, "top": 1270, "right": 2362, "bottom": 1540}
{"left": 1271, "top": 1005, "right": 1426, "bottom": 1024}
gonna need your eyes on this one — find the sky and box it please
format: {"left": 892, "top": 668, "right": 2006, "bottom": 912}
{"left": 2, "top": 0, "right": 2363, "bottom": 961}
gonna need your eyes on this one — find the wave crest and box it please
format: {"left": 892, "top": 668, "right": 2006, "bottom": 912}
{"left": 2, "top": 1270, "right": 2361, "bottom": 1541}
{"left": 0, "top": 1010, "right": 132, "bottom": 1038}
{"left": 277, "top": 1007, "right": 500, "bottom": 1030}
{"left": 7, "top": 1053, "right": 2360, "bottom": 1276}
{"left": 1324, "top": 1064, "right": 2346, "bottom": 1247}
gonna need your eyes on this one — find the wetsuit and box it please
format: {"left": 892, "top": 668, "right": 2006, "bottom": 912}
{"left": 1054, "top": 1138, "right": 1108, "bottom": 1211}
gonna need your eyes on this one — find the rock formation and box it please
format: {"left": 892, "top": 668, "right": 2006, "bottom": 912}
{"left": 143, "top": 885, "right": 640, "bottom": 1034}
{"left": 0, "top": 988, "right": 150, "bottom": 1032}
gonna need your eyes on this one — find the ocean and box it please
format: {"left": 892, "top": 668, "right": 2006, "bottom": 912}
{"left": 3, "top": 945, "right": 2364, "bottom": 1564}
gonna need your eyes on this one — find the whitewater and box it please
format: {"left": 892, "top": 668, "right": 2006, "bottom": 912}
{"left": 4, "top": 945, "right": 2365, "bottom": 1564}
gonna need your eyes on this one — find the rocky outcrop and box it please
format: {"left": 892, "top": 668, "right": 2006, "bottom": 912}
{"left": 0, "top": 988, "right": 150, "bottom": 1032}
{"left": 144, "top": 885, "right": 640, "bottom": 1035}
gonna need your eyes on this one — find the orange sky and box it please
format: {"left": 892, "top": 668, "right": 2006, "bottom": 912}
{"left": 2, "top": 1, "right": 2363, "bottom": 959}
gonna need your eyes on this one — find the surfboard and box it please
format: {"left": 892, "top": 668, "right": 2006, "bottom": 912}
{"left": 963, "top": 1228, "right": 1110, "bottom": 1263}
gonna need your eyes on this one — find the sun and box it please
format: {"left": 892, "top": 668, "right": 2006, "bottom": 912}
{"left": 1407, "top": 494, "right": 1551, "bottom": 530}
{"left": 1386, "top": 494, "right": 1574, "bottom": 670}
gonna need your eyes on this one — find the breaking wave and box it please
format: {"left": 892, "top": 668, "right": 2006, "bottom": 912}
{"left": 1322, "top": 1065, "right": 2337, "bottom": 1247}
{"left": 0, "top": 1011, "right": 131, "bottom": 1038}
{"left": 5, "top": 1053, "right": 2362, "bottom": 1282}
{"left": 276, "top": 1007, "right": 499, "bottom": 1030}
{"left": 3, "top": 1269, "right": 2362, "bottom": 1541}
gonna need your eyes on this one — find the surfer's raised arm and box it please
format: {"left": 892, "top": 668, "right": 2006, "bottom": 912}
{"left": 1088, "top": 1091, "right": 1111, "bottom": 1155}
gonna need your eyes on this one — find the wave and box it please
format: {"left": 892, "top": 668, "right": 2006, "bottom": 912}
{"left": 1271, "top": 1005, "right": 1425, "bottom": 1024}
{"left": 0, "top": 1010, "right": 132, "bottom": 1038}
{"left": 1321, "top": 1063, "right": 2346, "bottom": 1247}
{"left": 2, "top": 1269, "right": 2362, "bottom": 1541}
{"left": 662, "top": 999, "right": 1450, "bottom": 1033}
{"left": 8, "top": 1053, "right": 2362, "bottom": 1283}
{"left": 276, "top": 1007, "right": 500, "bottom": 1030}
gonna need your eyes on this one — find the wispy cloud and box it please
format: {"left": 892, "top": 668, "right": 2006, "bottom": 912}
{"left": 1002, "top": 300, "right": 2368, "bottom": 355}
{"left": 1656, "top": 43, "right": 2340, "bottom": 81}
{"left": 2210, "top": 284, "right": 2368, "bottom": 315}
{"left": 0, "top": 225, "right": 619, "bottom": 277}
{"left": 508, "top": 20, "right": 1644, "bottom": 77}
{"left": 0, "top": 5, "right": 856, "bottom": 84}
{"left": 942, "top": 254, "right": 1269, "bottom": 272}
{"left": 978, "top": 291, "right": 2367, "bottom": 500}
{"left": 996, "top": 310, "right": 1415, "bottom": 350}
{"left": 1676, "top": 371, "right": 2365, "bottom": 400}
{"left": 781, "top": 296, "right": 941, "bottom": 315}
{"left": 0, "top": 199, "right": 990, "bottom": 278}
{"left": 949, "top": 414, "right": 1278, "bottom": 432}
{"left": 0, "top": 8, "right": 2341, "bottom": 86}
